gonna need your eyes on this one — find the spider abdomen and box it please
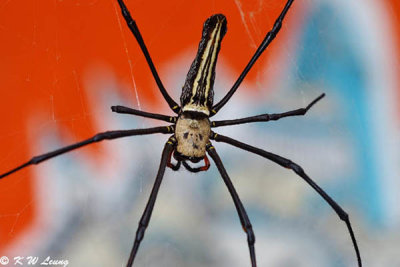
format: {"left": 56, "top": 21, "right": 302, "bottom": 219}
{"left": 180, "top": 14, "right": 227, "bottom": 116}
{"left": 174, "top": 114, "right": 211, "bottom": 161}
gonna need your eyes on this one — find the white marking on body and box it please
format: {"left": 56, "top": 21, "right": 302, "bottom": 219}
{"left": 184, "top": 17, "right": 225, "bottom": 115}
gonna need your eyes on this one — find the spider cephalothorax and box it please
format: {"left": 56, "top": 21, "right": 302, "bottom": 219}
{"left": 0, "top": 0, "right": 362, "bottom": 266}
{"left": 174, "top": 112, "right": 211, "bottom": 162}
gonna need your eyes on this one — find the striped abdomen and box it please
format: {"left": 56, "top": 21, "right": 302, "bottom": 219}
{"left": 180, "top": 14, "right": 227, "bottom": 116}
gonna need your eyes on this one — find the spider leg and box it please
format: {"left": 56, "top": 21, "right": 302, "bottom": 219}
{"left": 212, "top": 93, "right": 324, "bottom": 127}
{"left": 116, "top": 0, "right": 180, "bottom": 113}
{"left": 167, "top": 148, "right": 181, "bottom": 171}
{"left": 111, "top": 105, "right": 177, "bottom": 123}
{"left": 206, "top": 143, "right": 257, "bottom": 267}
{"left": 211, "top": 0, "right": 295, "bottom": 116}
{"left": 0, "top": 126, "right": 174, "bottom": 179}
{"left": 126, "top": 137, "right": 176, "bottom": 267}
{"left": 168, "top": 160, "right": 181, "bottom": 171}
{"left": 210, "top": 132, "right": 362, "bottom": 267}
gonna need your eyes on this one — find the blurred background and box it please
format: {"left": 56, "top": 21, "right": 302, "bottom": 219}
{"left": 0, "top": 0, "right": 399, "bottom": 266}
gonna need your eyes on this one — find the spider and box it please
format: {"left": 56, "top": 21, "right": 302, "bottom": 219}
{"left": 0, "top": 0, "right": 362, "bottom": 266}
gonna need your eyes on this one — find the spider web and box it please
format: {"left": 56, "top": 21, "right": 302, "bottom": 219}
{"left": 0, "top": 0, "right": 400, "bottom": 266}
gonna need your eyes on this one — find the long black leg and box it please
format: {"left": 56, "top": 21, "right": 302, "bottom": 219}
{"left": 211, "top": 0, "right": 295, "bottom": 116}
{"left": 212, "top": 93, "right": 324, "bottom": 127}
{"left": 210, "top": 132, "right": 362, "bottom": 267}
{"left": 111, "top": 105, "right": 177, "bottom": 123}
{"left": 0, "top": 126, "right": 174, "bottom": 179}
{"left": 206, "top": 143, "right": 257, "bottom": 267}
{"left": 127, "top": 137, "right": 175, "bottom": 267}
{"left": 116, "top": 0, "right": 180, "bottom": 113}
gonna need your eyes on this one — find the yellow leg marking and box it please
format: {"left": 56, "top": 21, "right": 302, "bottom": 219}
{"left": 167, "top": 136, "right": 176, "bottom": 145}
{"left": 167, "top": 126, "right": 174, "bottom": 133}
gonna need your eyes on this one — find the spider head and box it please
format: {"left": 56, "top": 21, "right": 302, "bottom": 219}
{"left": 174, "top": 112, "right": 211, "bottom": 162}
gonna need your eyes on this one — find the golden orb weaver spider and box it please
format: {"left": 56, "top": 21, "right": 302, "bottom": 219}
{"left": 0, "top": 0, "right": 362, "bottom": 266}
